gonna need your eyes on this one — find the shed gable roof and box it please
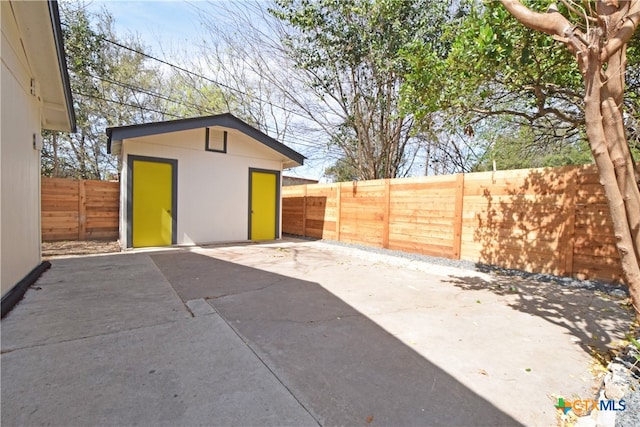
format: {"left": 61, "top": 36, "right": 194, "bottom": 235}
{"left": 106, "top": 113, "right": 305, "bottom": 168}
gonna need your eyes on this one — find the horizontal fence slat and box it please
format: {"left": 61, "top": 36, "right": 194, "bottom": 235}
{"left": 282, "top": 163, "right": 636, "bottom": 284}
{"left": 41, "top": 178, "right": 119, "bottom": 242}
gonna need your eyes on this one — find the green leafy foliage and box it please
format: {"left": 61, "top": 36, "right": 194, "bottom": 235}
{"left": 270, "top": 0, "right": 455, "bottom": 179}
{"left": 627, "top": 335, "right": 640, "bottom": 363}
{"left": 42, "top": 4, "right": 165, "bottom": 179}
{"left": 400, "top": 0, "right": 639, "bottom": 170}
{"left": 324, "top": 157, "right": 359, "bottom": 182}
{"left": 472, "top": 122, "right": 593, "bottom": 172}
{"left": 41, "top": 3, "right": 228, "bottom": 180}
{"left": 444, "top": 1, "right": 582, "bottom": 113}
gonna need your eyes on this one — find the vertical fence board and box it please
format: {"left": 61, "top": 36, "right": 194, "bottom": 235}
{"left": 78, "top": 180, "right": 87, "bottom": 240}
{"left": 336, "top": 183, "right": 341, "bottom": 241}
{"left": 281, "top": 185, "right": 305, "bottom": 236}
{"left": 302, "top": 184, "right": 307, "bottom": 236}
{"left": 560, "top": 168, "right": 577, "bottom": 276}
{"left": 382, "top": 179, "right": 390, "bottom": 249}
{"left": 452, "top": 173, "right": 464, "bottom": 260}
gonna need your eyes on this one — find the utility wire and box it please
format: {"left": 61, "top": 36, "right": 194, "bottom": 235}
{"left": 72, "top": 90, "right": 183, "bottom": 119}
{"left": 61, "top": 23, "right": 342, "bottom": 153}
{"left": 81, "top": 72, "right": 342, "bottom": 152}
{"left": 96, "top": 34, "right": 312, "bottom": 121}
{"left": 88, "top": 74, "right": 215, "bottom": 116}
{"left": 72, "top": 89, "right": 342, "bottom": 154}
{"left": 87, "top": 73, "right": 331, "bottom": 146}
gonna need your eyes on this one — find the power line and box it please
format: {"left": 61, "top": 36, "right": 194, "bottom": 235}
{"left": 71, "top": 90, "right": 342, "bottom": 155}
{"left": 87, "top": 74, "right": 215, "bottom": 116}
{"left": 96, "top": 40, "right": 343, "bottom": 153}
{"left": 72, "top": 90, "right": 183, "bottom": 119}
{"left": 82, "top": 72, "right": 341, "bottom": 152}
{"left": 96, "top": 34, "right": 312, "bottom": 121}
{"left": 60, "top": 23, "right": 342, "bottom": 154}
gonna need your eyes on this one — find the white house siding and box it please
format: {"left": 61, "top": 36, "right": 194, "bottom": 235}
{"left": 1, "top": 1, "right": 43, "bottom": 296}
{"left": 120, "top": 127, "right": 286, "bottom": 247}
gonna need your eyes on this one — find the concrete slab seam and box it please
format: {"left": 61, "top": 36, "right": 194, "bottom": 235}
{"left": 150, "top": 255, "right": 198, "bottom": 317}
{"left": 185, "top": 299, "right": 216, "bottom": 317}
{"left": 211, "top": 304, "right": 322, "bottom": 426}
{"left": 0, "top": 318, "right": 196, "bottom": 355}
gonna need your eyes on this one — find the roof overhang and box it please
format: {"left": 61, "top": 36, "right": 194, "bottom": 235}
{"left": 10, "top": 0, "right": 76, "bottom": 132}
{"left": 106, "top": 113, "right": 305, "bottom": 168}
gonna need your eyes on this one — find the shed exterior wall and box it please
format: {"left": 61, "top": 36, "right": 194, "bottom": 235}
{"left": 119, "top": 128, "right": 285, "bottom": 247}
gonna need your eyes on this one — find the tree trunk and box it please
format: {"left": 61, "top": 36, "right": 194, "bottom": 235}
{"left": 583, "top": 42, "right": 640, "bottom": 318}
{"left": 499, "top": 0, "right": 640, "bottom": 320}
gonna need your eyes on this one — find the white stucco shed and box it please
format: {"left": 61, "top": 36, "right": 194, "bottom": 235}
{"left": 106, "top": 114, "right": 305, "bottom": 249}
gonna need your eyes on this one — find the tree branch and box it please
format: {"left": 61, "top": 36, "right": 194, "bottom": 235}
{"left": 600, "top": 1, "right": 640, "bottom": 62}
{"left": 499, "top": 0, "right": 587, "bottom": 60}
{"left": 559, "top": 0, "right": 598, "bottom": 23}
{"left": 470, "top": 107, "right": 538, "bottom": 121}
{"left": 499, "top": 0, "right": 575, "bottom": 37}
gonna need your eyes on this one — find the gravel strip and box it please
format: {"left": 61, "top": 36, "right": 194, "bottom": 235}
{"left": 594, "top": 342, "right": 639, "bottom": 427}
{"left": 315, "top": 238, "right": 630, "bottom": 298}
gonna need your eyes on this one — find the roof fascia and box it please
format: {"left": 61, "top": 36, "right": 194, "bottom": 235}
{"left": 48, "top": 0, "right": 76, "bottom": 132}
{"left": 107, "top": 113, "right": 305, "bottom": 166}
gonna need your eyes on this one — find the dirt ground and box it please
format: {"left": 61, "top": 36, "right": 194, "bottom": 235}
{"left": 41, "top": 240, "right": 121, "bottom": 259}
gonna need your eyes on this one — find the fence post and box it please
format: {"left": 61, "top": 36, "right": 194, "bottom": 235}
{"left": 336, "top": 182, "right": 342, "bottom": 242}
{"left": 302, "top": 184, "right": 307, "bottom": 237}
{"left": 382, "top": 179, "right": 390, "bottom": 248}
{"left": 78, "top": 180, "right": 87, "bottom": 240}
{"left": 560, "top": 168, "right": 577, "bottom": 277}
{"left": 452, "top": 173, "right": 465, "bottom": 260}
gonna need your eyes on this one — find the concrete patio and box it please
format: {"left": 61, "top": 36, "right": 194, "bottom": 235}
{"left": 1, "top": 238, "right": 633, "bottom": 426}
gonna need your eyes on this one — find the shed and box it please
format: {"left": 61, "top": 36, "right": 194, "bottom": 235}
{"left": 106, "top": 114, "right": 305, "bottom": 249}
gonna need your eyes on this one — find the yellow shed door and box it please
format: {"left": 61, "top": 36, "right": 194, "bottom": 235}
{"left": 250, "top": 170, "right": 278, "bottom": 240}
{"left": 132, "top": 160, "right": 174, "bottom": 247}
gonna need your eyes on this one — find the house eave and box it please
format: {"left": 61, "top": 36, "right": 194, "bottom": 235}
{"left": 11, "top": 0, "right": 76, "bottom": 133}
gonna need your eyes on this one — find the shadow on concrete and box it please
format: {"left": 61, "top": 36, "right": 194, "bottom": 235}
{"left": 445, "top": 273, "right": 633, "bottom": 365}
{"left": 151, "top": 251, "right": 520, "bottom": 426}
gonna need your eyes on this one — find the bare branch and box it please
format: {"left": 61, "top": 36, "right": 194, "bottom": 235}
{"left": 470, "top": 107, "right": 538, "bottom": 121}
{"left": 559, "top": 0, "right": 598, "bottom": 23}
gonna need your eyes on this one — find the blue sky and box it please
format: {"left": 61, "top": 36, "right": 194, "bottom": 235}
{"left": 83, "top": 0, "right": 208, "bottom": 56}
{"left": 75, "top": 0, "right": 329, "bottom": 179}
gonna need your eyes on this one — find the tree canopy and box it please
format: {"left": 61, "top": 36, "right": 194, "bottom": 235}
{"left": 50, "top": 0, "right": 639, "bottom": 182}
{"left": 269, "top": 0, "right": 458, "bottom": 180}
{"left": 42, "top": 3, "right": 229, "bottom": 180}
{"left": 402, "top": 0, "right": 640, "bottom": 172}
{"left": 491, "top": 0, "right": 640, "bottom": 318}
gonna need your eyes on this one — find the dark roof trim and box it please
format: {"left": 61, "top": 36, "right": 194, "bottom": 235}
{"left": 48, "top": 0, "right": 76, "bottom": 133}
{"left": 106, "top": 113, "right": 305, "bottom": 166}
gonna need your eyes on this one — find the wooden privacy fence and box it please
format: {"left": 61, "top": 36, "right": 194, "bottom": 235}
{"left": 41, "top": 177, "right": 119, "bottom": 241}
{"left": 282, "top": 163, "right": 628, "bottom": 284}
